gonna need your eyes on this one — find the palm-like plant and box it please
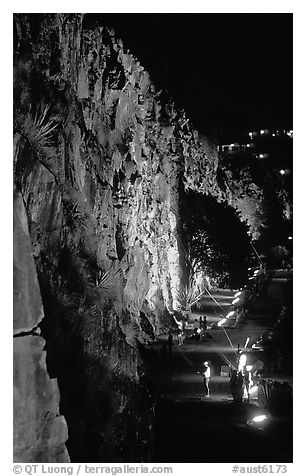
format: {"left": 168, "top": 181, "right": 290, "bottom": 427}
{"left": 20, "top": 102, "right": 59, "bottom": 152}
{"left": 175, "top": 279, "right": 206, "bottom": 313}
{"left": 94, "top": 266, "right": 123, "bottom": 301}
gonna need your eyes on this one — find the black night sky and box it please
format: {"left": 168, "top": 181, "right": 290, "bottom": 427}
{"left": 87, "top": 13, "right": 293, "bottom": 141}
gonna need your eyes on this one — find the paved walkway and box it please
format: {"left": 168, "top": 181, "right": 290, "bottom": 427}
{"left": 155, "top": 269, "right": 292, "bottom": 401}
{"left": 152, "top": 270, "right": 293, "bottom": 462}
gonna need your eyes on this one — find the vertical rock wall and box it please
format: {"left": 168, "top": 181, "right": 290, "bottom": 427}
{"left": 13, "top": 13, "right": 232, "bottom": 462}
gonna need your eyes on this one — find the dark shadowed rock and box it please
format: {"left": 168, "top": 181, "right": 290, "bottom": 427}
{"left": 13, "top": 335, "right": 69, "bottom": 462}
{"left": 13, "top": 187, "right": 69, "bottom": 462}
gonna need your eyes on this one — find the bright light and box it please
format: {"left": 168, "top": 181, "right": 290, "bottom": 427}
{"left": 226, "top": 311, "right": 235, "bottom": 318}
{"left": 248, "top": 267, "right": 252, "bottom": 271}
{"left": 253, "top": 270, "right": 259, "bottom": 275}
{"left": 280, "top": 169, "right": 285, "bottom": 175}
{"left": 288, "top": 236, "right": 293, "bottom": 240}
{"left": 218, "top": 319, "right": 226, "bottom": 327}
{"left": 272, "top": 133, "right": 275, "bottom": 137}
{"left": 238, "top": 354, "right": 247, "bottom": 371}
{"left": 248, "top": 132, "right": 253, "bottom": 137}
{"left": 196, "top": 328, "right": 201, "bottom": 334}
{"left": 250, "top": 385, "right": 258, "bottom": 395}
{"left": 252, "top": 415, "right": 268, "bottom": 423}
{"left": 232, "top": 298, "right": 240, "bottom": 305}
{"left": 259, "top": 154, "right": 264, "bottom": 158}
{"left": 246, "top": 365, "right": 253, "bottom": 371}
{"left": 246, "top": 144, "right": 251, "bottom": 148}
{"left": 244, "top": 337, "right": 250, "bottom": 348}
{"left": 230, "top": 143, "right": 235, "bottom": 147}
{"left": 234, "top": 291, "right": 242, "bottom": 298}
{"left": 260, "top": 129, "right": 264, "bottom": 135}
{"left": 248, "top": 276, "right": 255, "bottom": 280}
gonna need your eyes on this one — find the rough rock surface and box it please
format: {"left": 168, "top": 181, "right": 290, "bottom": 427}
{"left": 13, "top": 13, "right": 260, "bottom": 462}
{"left": 13, "top": 188, "right": 70, "bottom": 462}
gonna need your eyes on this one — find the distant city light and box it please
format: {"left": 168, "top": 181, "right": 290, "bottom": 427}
{"left": 246, "top": 144, "right": 251, "bottom": 148}
{"left": 260, "top": 130, "right": 265, "bottom": 135}
{"left": 259, "top": 154, "right": 264, "bottom": 158}
{"left": 280, "top": 169, "right": 286, "bottom": 175}
{"left": 272, "top": 133, "right": 276, "bottom": 137}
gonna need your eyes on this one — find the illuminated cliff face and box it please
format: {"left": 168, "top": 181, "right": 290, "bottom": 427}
{"left": 14, "top": 14, "right": 227, "bottom": 331}
{"left": 13, "top": 13, "right": 245, "bottom": 462}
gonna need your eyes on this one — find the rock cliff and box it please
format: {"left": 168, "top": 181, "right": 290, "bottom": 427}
{"left": 13, "top": 13, "right": 252, "bottom": 462}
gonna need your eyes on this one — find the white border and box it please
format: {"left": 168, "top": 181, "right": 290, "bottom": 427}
{"left": 2, "top": 3, "right": 305, "bottom": 475}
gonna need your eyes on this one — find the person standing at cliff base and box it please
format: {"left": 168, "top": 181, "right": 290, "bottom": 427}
{"left": 202, "top": 361, "right": 211, "bottom": 397}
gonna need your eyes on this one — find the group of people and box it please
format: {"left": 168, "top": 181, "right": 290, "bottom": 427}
{"left": 192, "top": 315, "right": 208, "bottom": 341}
{"left": 229, "top": 361, "right": 264, "bottom": 403}
{"left": 229, "top": 369, "right": 249, "bottom": 403}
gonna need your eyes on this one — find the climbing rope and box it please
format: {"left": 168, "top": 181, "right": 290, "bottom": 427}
{"left": 203, "top": 284, "right": 227, "bottom": 312}
{"left": 217, "top": 351, "right": 237, "bottom": 370}
{"left": 203, "top": 284, "right": 238, "bottom": 354}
